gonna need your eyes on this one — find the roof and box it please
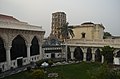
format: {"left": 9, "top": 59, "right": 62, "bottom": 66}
{"left": 81, "top": 22, "right": 94, "bottom": 25}
{"left": 71, "top": 22, "right": 105, "bottom": 29}
{"left": 0, "top": 14, "right": 19, "bottom": 22}
{"left": 0, "top": 14, "right": 45, "bottom": 32}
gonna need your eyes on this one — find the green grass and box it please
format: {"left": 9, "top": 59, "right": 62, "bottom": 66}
{"left": 2, "top": 62, "right": 101, "bottom": 79}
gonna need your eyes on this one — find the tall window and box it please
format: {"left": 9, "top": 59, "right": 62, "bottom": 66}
{"left": 11, "top": 35, "right": 27, "bottom": 60}
{"left": 81, "top": 32, "right": 86, "bottom": 38}
{"left": 30, "top": 36, "right": 39, "bottom": 56}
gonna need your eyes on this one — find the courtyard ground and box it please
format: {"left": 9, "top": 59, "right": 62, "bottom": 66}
{"left": 1, "top": 62, "right": 101, "bottom": 79}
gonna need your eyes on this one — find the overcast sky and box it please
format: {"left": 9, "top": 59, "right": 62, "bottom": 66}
{"left": 0, "top": 0, "right": 120, "bottom": 37}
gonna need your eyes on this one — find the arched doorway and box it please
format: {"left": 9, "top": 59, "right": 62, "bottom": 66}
{"left": 30, "top": 36, "right": 39, "bottom": 56}
{"left": 95, "top": 49, "right": 102, "bottom": 62}
{"left": 86, "top": 48, "right": 92, "bottom": 61}
{"left": 67, "top": 46, "right": 71, "bottom": 60}
{"left": 11, "top": 35, "right": 27, "bottom": 66}
{"left": 51, "top": 53, "right": 55, "bottom": 58}
{"left": 0, "top": 37, "right": 6, "bottom": 62}
{"left": 74, "top": 47, "right": 83, "bottom": 61}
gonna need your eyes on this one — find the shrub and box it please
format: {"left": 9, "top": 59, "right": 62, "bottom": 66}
{"left": 30, "top": 69, "right": 45, "bottom": 79}
{"left": 88, "top": 63, "right": 120, "bottom": 79}
{"left": 48, "top": 59, "right": 53, "bottom": 66}
{"left": 36, "top": 59, "right": 45, "bottom": 67}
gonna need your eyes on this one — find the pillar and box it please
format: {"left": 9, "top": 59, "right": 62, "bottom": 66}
{"left": 5, "top": 46, "right": 12, "bottom": 70}
{"left": 83, "top": 53, "right": 86, "bottom": 61}
{"left": 65, "top": 43, "right": 68, "bottom": 61}
{"left": 27, "top": 44, "right": 31, "bottom": 63}
{"left": 71, "top": 51, "right": 74, "bottom": 60}
{"left": 102, "top": 55, "right": 104, "bottom": 63}
{"left": 92, "top": 48, "right": 95, "bottom": 62}
{"left": 39, "top": 42, "right": 43, "bottom": 60}
{"left": 83, "top": 48, "right": 87, "bottom": 61}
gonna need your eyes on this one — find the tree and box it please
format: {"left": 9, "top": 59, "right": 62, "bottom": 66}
{"left": 58, "top": 22, "right": 74, "bottom": 61}
{"left": 60, "top": 22, "right": 74, "bottom": 40}
{"left": 101, "top": 46, "right": 115, "bottom": 64}
{"left": 103, "top": 32, "right": 112, "bottom": 39}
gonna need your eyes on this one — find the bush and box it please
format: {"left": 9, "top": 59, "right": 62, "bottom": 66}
{"left": 48, "top": 59, "right": 53, "bottom": 66}
{"left": 30, "top": 69, "right": 45, "bottom": 79}
{"left": 36, "top": 59, "right": 45, "bottom": 67}
{"left": 88, "top": 63, "right": 120, "bottom": 79}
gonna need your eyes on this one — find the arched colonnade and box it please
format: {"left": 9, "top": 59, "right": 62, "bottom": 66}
{"left": 68, "top": 46, "right": 120, "bottom": 63}
{"left": 0, "top": 29, "right": 44, "bottom": 71}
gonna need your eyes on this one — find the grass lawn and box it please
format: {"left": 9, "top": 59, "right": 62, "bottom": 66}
{"left": 2, "top": 62, "right": 101, "bottom": 79}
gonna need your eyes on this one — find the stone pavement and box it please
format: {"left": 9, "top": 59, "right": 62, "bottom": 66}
{"left": 0, "top": 64, "right": 32, "bottom": 79}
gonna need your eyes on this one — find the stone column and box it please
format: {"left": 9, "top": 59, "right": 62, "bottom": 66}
{"left": 83, "top": 48, "right": 87, "bottom": 61}
{"left": 39, "top": 43, "right": 43, "bottom": 60}
{"left": 71, "top": 51, "right": 74, "bottom": 60}
{"left": 5, "top": 46, "right": 12, "bottom": 70}
{"left": 27, "top": 44, "right": 31, "bottom": 64}
{"left": 102, "top": 55, "right": 104, "bottom": 63}
{"left": 83, "top": 53, "right": 86, "bottom": 61}
{"left": 92, "top": 48, "right": 95, "bottom": 62}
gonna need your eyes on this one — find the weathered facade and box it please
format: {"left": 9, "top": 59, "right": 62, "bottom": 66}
{"left": 66, "top": 22, "right": 120, "bottom": 65}
{"left": 50, "top": 12, "right": 66, "bottom": 40}
{"left": 71, "top": 22, "right": 104, "bottom": 40}
{"left": 0, "top": 14, "right": 45, "bottom": 71}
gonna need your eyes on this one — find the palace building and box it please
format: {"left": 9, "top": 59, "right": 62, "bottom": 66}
{"left": 43, "top": 12, "right": 120, "bottom": 65}
{"left": 67, "top": 22, "right": 120, "bottom": 65}
{"left": 0, "top": 14, "right": 45, "bottom": 71}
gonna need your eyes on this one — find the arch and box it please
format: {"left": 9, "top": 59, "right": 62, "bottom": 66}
{"left": 115, "top": 50, "right": 120, "bottom": 57}
{"left": 67, "top": 46, "right": 71, "bottom": 60}
{"left": 10, "top": 35, "right": 27, "bottom": 60}
{"left": 113, "top": 49, "right": 120, "bottom": 56}
{"left": 11, "top": 34, "right": 28, "bottom": 45}
{"left": 30, "top": 36, "right": 39, "bottom": 56}
{"left": 73, "top": 46, "right": 83, "bottom": 61}
{"left": 86, "top": 47, "right": 92, "bottom": 61}
{"left": 95, "top": 48, "right": 102, "bottom": 62}
{"left": 0, "top": 37, "right": 6, "bottom": 62}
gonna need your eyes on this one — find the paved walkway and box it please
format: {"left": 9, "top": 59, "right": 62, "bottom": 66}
{"left": 0, "top": 64, "right": 32, "bottom": 79}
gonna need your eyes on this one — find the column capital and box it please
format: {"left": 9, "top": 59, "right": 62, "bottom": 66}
{"left": 5, "top": 46, "right": 12, "bottom": 50}
{"left": 26, "top": 44, "right": 31, "bottom": 47}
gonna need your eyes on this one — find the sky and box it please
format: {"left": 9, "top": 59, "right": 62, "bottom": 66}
{"left": 0, "top": 0, "right": 120, "bottom": 37}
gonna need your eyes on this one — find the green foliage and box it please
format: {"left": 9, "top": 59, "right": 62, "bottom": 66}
{"left": 3, "top": 62, "right": 101, "bottom": 79}
{"left": 101, "top": 46, "right": 115, "bottom": 63}
{"left": 36, "top": 59, "right": 45, "bottom": 67}
{"left": 47, "top": 59, "right": 53, "bottom": 66}
{"left": 88, "top": 63, "right": 120, "bottom": 79}
{"left": 58, "top": 22, "right": 74, "bottom": 40}
{"left": 103, "top": 32, "right": 112, "bottom": 39}
{"left": 30, "top": 69, "right": 45, "bottom": 79}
